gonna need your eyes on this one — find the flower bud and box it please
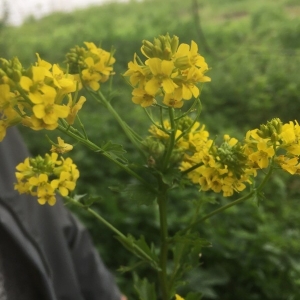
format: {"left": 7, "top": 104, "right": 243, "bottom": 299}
{"left": 142, "top": 137, "right": 166, "bottom": 161}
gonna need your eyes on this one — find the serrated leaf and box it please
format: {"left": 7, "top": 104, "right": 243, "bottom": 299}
{"left": 100, "top": 140, "right": 127, "bottom": 162}
{"left": 83, "top": 195, "right": 103, "bottom": 206}
{"left": 133, "top": 274, "right": 157, "bottom": 300}
{"left": 173, "top": 232, "right": 212, "bottom": 249}
{"left": 159, "top": 168, "right": 181, "bottom": 185}
{"left": 115, "top": 234, "right": 160, "bottom": 270}
{"left": 73, "top": 193, "right": 87, "bottom": 202}
{"left": 117, "top": 261, "right": 146, "bottom": 273}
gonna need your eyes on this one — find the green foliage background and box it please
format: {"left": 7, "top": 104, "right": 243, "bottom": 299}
{"left": 1, "top": 0, "right": 300, "bottom": 298}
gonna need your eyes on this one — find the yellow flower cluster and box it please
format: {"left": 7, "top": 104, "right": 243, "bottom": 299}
{"left": 246, "top": 118, "right": 300, "bottom": 175}
{"left": 0, "top": 42, "right": 115, "bottom": 141}
{"left": 15, "top": 150, "right": 79, "bottom": 206}
{"left": 123, "top": 33, "right": 210, "bottom": 108}
{"left": 181, "top": 132, "right": 253, "bottom": 197}
{"left": 145, "top": 116, "right": 209, "bottom": 166}
{"left": 66, "top": 42, "right": 116, "bottom": 91}
{"left": 180, "top": 118, "right": 300, "bottom": 197}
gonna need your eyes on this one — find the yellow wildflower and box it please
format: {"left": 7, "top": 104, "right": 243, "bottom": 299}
{"left": 51, "top": 171, "right": 76, "bottom": 197}
{"left": 123, "top": 54, "right": 148, "bottom": 87}
{"left": 132, "top": 88, "right": 156, "bottom": 107}
{"left": 249, "top": 141, "right": 275, "bottom": 169}
{"left": 50, "top": 137, "right": 73, "bottom": 154}
{"left": 175, "top": 294, "right": 184, "bottom": 300}
{"left": 32, "top": 95, "right": 69, "bottom": 125}
{"left": 81, "top": 57, "right": 102, "bottom": 91}
{"left": 20, "top": 66, "right": 54, "bottom": 104}
{"left": 145, "top": 58, "right": 177, "bottom": 94}
{"left": 36, "top": 53, "right": 52, "bottom": 70}
{"left": 163, "top": 90, "right": 183, "bottom": 108}
{"left": 275, "top": 155, "right": 299, "bottom": 175}
{"left": 66, "top": 95, "right": 86, "bottom": 125}
{"left": 37, "top": 188, "right": 57, "bottom": 206}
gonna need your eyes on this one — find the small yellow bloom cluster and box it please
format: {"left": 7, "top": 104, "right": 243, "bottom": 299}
{"left": 14, "top": 150, "right": 79, "bottom": 206}
{"left": 123, "top": 33, "right": 210, "bottom": 108}
{"left": 180, "top": 118, "right": 300, "bottom": 197}
{"left": 246, "top": 118, "right": 300, "bottom": 175}
{"left": 145, "top": 116, "right": 209, "bottom": 166}
{"left": 181, "top": 131, "right": 253, "bottom": 197}
{"left": 0, "top": 42, "right": 115, "bottom": 141}
{"left": 66, "top": 42, "right": 116, "bottom": 91}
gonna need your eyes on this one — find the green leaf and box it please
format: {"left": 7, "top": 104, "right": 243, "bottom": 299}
{"left": 72, "top": 194, "right": 102, "bottom": 206}
{"left": 100, "top": 140, "right": 127, "bottom": 162}
{"left": 159, "top": 168, "right": 181, "bottom": 186}
{"left": 172, "top": 232, "right": 212, "bottom": 249}
{"left": 115, "top": 234, "right": 160, "bottom": 270}
{"left": 133, "top": 273, "right": 157, "bottom": 300}
{"left": 117, "top": 261, "right": 146, "bottom": 273}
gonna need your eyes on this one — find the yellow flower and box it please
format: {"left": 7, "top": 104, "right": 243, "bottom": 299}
{"left": 51, "top": 171, "right": 76, "bottom": 197}
{"left": 275, "top": 155, "right": 299, "bottom": 175}
{"left": 36, "top": 53, "right": 52, "bottom": 70}
{"left": 174, "top": 40, "right": 208, "bottom": 70}
{"left": 0, "top": 84, "right": 13, "bottom": 112}
{"left": 0, "top": 120, "right": 7, "bottom": 141}
{"left": 280, "top": 121, "right": 300, "bottom": 155}
{"left": 66, "top": 95, "right": 86, "bottom": 125}
{"left": 149, "top": 120, "right": 171, "bottom": 140}
{"left": 175, "top": 294, "right": 184, "bottom": 300}
{"left": 51, "top": 64, "right": 77, "bottom": 94}
{"left": 145, "top": 58, "right": 177, "bottom": 94}
{"left": 61, "top": 157, "right": 80, "bottom": 182}
{"left": 178, "top": 66, "right": 210, "bottom": 100}
{"left": 123, "top": 54, "right": 148, "bottom": 87}
{"left": 32, "top": 96, "right": 70, "bottom": 125}
{"left": 37, "top": 188, "right": 57, "bottom": 206}
{"left": 20, "top": 66, "right": 54, "bottom": 104}
{"left": 249, "top": 141, "right": 275, "bottom": 169}
{"left": 132, "top": 88, "right": 156, "bottom": 107}
{"left": 15, "top": 157, "right": 33, "bottom": 180}
{"left": 163, "top": 90, "right": 183, "bottom": 108}
{"left": 23, "top": 115, "right": 58, "bottom": 131}
{"left": 50, "top": 137, "right": 73, "bottom": 154}
{"left": 81, "top": 57, "right": 103, "bottom": 91}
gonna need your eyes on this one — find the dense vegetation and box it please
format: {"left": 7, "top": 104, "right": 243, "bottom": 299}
{"left": 1, "top": 0, "right": 300, "bottom": 298}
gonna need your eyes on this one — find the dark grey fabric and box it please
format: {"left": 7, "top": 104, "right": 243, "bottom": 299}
{"left": 0, "top": 224, "right": 46, "bottom": 300}
{"left": 0, "top": 127, "right": 121, "bottom": 300}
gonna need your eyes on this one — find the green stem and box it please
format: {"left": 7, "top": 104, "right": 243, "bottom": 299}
{"left": 157, "top": 180, "right": 169, "bottom": 300}
{"left": 168, "top": 201, "right": 202, "bottom": 292}
{"left": 184, "top": 163, "right": 275, "bottom": 233}
{"left": 162, "top": 108, "right": 176, "bottom": 171}
{"left": 64, "top": 196, "right": 159, "bottom": 269}
{"left": 181, "top": 162, "right": 204, "bottom": 175}
{"left": 97, "top": 90, "right": 144, "bottom": 153}
{"left": 58, "top": 124, "right": 156, "bottom": 193}
{"left": 175, "top": 98, "right": 202, "bottom": 143}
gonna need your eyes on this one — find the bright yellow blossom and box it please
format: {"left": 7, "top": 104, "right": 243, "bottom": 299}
{"left": 20, "top": 66, "right": 54, "bottom": 104}
{"left": 66, "top": 95, "right": 86, "bottom": 125}
{"left": 32, "top": 96, "right": 69, "bottom": 125}
{"left": 51, "top": 171, "right": 76, "bottom": 197}
{"left": 132, "top": 88, "right": 156, "bottom": 107}
{"left": 249, "top": 141, "right": 275, "bottom": 169}
{"left": 50, "top": 137, "right": 73, "bottom": 154}
{"left": 145, "top": 58, "right": 177, "bottom": 94}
